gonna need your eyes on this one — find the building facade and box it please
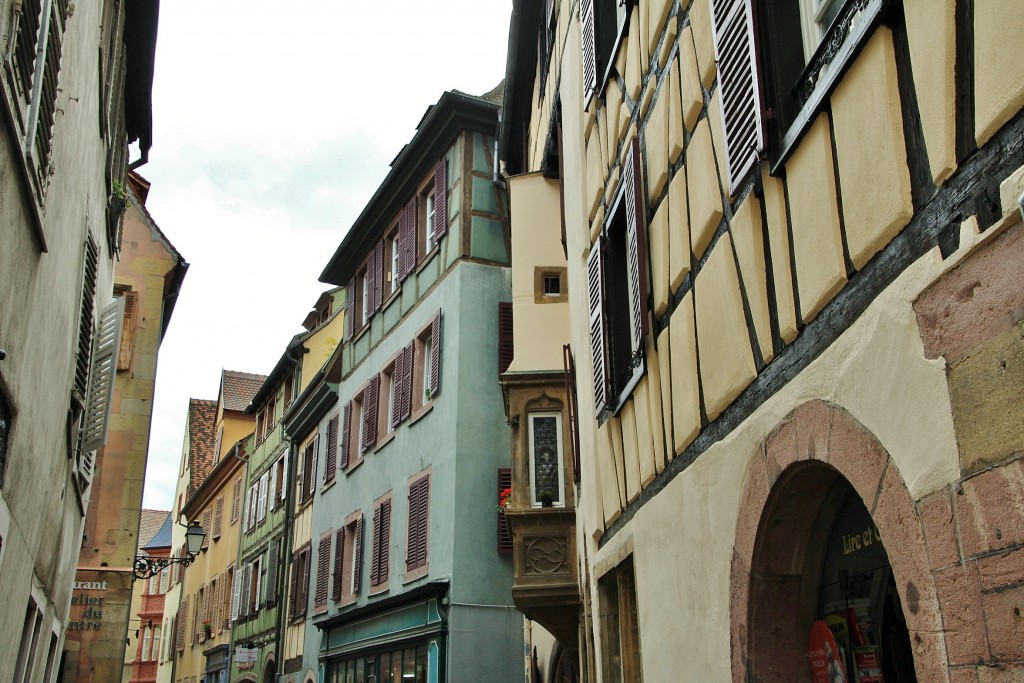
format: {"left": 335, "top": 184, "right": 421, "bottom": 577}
{"left": 298, "top": 87, "right": 524, "bottom": 683}
{"left": 501, "top": 0, "right": 1024, "bottom": 680}
{"left": 128, "top": 513, "right": 173, "bottom": 683}
{"left": 0, "top": 0, "right": 161, "bottom": 680}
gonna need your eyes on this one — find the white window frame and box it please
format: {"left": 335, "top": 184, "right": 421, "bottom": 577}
{"left": 425, "top": 192, "right": 436, "bottom": 252}
{"left": 528, "top": 412, "right": 565, "bottom": 508}
{"left": 421, "top": 336, "right": 433, "bottom": 404}
{"left": 797, "top": 0, "right": 846, "bottom": 62}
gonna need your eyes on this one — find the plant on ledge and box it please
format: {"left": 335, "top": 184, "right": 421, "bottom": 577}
{"left": 497, "top": 486, "right": 512, "bottom": 512}
{"left": 202, "top": 619, "right": 212, "bottom": 639}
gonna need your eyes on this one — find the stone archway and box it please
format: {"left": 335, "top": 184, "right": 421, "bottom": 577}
{"left": 262, "top": 656, "right": 277, "bottom": 683}
{"left": 730, "top": 401, "right": 946, "bottom": 682}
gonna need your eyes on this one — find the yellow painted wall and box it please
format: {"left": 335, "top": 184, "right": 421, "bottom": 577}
{"left": 301, "top": 312, "right": 344, "bottom": 392}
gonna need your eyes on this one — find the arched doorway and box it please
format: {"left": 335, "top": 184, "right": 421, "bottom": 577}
{"left": 262, "top": 657, "right": 276, "bottom": 683}
{"left": 731, "top": 401, "right": 945, "bottom": 682}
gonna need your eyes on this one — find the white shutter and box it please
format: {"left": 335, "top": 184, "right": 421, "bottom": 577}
{"left": 279, "top": 451, "right": 288, "bottom": 503}
{"left": 247, "top": 484, "right": 257, "bottom": 530}
{"left": 623, "top": 139, "right": 649, "bottom": 354}
{"left": 257, "top": 472, "right": 268, "bottom": 522}
{"left": 230, "top": 568, "right": 241, "bottom": 623}
{"left": 253, "top": 555, "right": 262, "bottom": 614}
{"left": 81, "top": 298, "right": 124, "bottom": 453}
{"left": 587, "top": 241, "right": 608, "bottom": 415}
{"left": 239, "top": 564, "right": 251, "bottom": 618}
{"left": 267, "top": 463, "right": 277, "bottom": 506}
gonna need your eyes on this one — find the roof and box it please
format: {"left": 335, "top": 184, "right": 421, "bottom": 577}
{"left": 188, "top": 398, "right": 217, "bottom": 497}
{"left": 137, "top": 509, "right": 170, "bottom": 550}
{"left": 221, "top": 370, "right": 268, "bottom": 412}
{"left": 142, "top": 512, "right": 173, "bottom": 550}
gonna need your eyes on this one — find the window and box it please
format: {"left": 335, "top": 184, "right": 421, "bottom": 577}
{"left": 405, "top": 472, "right": 430, "bottom": 578}
{"left": 288, "top": 544, "right": 311, "bottom": 622}
{"left": 417, "top": 160, "right": 448, "bottom": 259}
{"left": 381, "top": 362, "right": 396, "bottom": 437}
{"left": 535, "top": 266, "right": 568, "bottom": 303}
{"left": 246, "top": 555, "right": 262, "bottom": 616}
{"left": 588, "top": 139, "right": 648, "bottom": 419}
{"left": 360, "top": 375, "right": 380, "bottom": 454}
{"left": 246, "top": 482, "right": 258, "bottom": 532}
{"left": 141, "top": 626, "right": 152, "bottom": 661}
{"left": 385, "top": 226, "right": 401, "bottom": 299}
{"left": 580, "top": 0, "right": 632, "bottom": 105}
{"left": 298, "top": 435, "right": 319, "bottom": 503}
{"left": 529, "top": 413, "right": 565, "bottom": 507}
{"left": 544, "top": 275, "right": 560, "bottom": 295}
{"left": 361, "top": 267, "right": 372, "bottom": 324}
{"left": 159, "top": 565, "right": 170, "bottom": 594}
{"left": 257, "top": 470, "right": 269, "bottom": 524}
{"left": 412, "top": 312, "right": 442, "bottom": 412}
{"left": 327, "top": 645, "right": 428, "bottom": 683}
{"left": 151, "top": 625, "right": 162, "bottom": 662}
{"left": 314, "top": 531, "right": 332, "bottom": 612}
{"left": 598, "top": 557, "right": 643, "bottom": 683}
{"left": 224, "top": 565, "right": 235, "bottom": 629}
{"left": 213, "top": 424, "right": 223, "bottom": 461}
{"left": 424, "top": 191, "right": 436, "bottom": 253}
{"left": 113, "top": 285, "right": 137, "bottom": 370}
{"left": 333, "top": 512, "right": 363, "bottom": 603}
{"left": 274, "top": 452, "right": 287, "bottom": 506}
{"left": 370, "top": 495, "right": 392, "bottom": 591}
{"left": 798, "top": 0, "right": 845, "bottom": 61}
{"left": 340, "top": 395, "right": 361, "bottom": 471}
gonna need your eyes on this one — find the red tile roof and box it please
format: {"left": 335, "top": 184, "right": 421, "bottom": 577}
{"left": 187, "top": 398, "right": 217, "bottom": 497}
{"left": 221, "top": 369, "right": 268, "bottom": 413}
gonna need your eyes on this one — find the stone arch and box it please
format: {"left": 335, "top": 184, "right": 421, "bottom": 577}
{"left": 261, "top": 655, "right": 277, "bottom": 683}
{"left": 730, "top": 400, "right": 945, "bottom": 682}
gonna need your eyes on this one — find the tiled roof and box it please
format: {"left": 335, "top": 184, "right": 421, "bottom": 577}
{"left": 142, "top": 512, "right": 173, "bottom": 550}
{"left": 221, "top": 369, "right": 268, "bottom": 412}
{"left": 188, "top": 398, "right": 218, "bottom": 497}
{"left": 452, "top": 80, "right": 505, "bottom": 105}
{"left": 138, "top": 509, "right": 170, "bottom": 551}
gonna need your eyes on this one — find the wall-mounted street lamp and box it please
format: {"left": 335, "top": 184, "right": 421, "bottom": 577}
{"left": 132, "top": 520, "right": 206, "bottom": 580}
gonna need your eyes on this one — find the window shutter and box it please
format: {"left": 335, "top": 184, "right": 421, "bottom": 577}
{"left": 300, "top": 548, "right": 311, "bottom": 617}
{"left": 345, "top": 276, "right": 356, "bottom": 339}
{"left": 711, "top": 0, "right": 764, "bottom": 192}
{"left": 429, "top": 313, "right": 441, "bottom": 398}
{"left": 370, "top": 505, "right": 383, "bottom": 586}
{"left": 587, "top": 239, "right": 609, "bottom": 415}
{"left": 81, "top": 298, "right": 124, "bottom": 453}
{"left": 315, "top": 536, "right": 331, "bottom": 607}
{"left": 230, "top": 567, "right": 241, "bottom": 623}
{"left": 258, "top": 472, "right": 268, "bottom": 522}
{"left": 497, "top": 468, "right": 513, "bottom": 554}
{"left": 332, "top": 528, "right": 346, "bottom": 601}
{"left": 401, "top": 342, "right": 414, "bottom": 420}
{"left": 380, "top": 500, "right": 391, "bottom": 584}
{"left": 340, "top": 402, "right": 352, "bottom": 470}
{"left": 563, "top": 344, "right": 582, "bottom": 483}
{"left": 353, "top": 515, "right": 364, "bottom": 593}
{"left": 33, "top": 2, "right": 64, "bottom": 188}
{"left": 176, "top": 595, "right": 187, "bottom": 651}
{"left": 75, "top": 236, "right": 100, "bottom": 399}
{"left": 308, "top": 435, "right": 319, "bottom": 500}
{"left": 231, "top": 479, "right": 241, "bottom": 523}
{"left": 278, "top": 450, "right": 288, "bottom": 504}
{"left": 397, "top": 197, "right": 416, "bottom": 283}
{"left": 580, "top": 0, "right": 597, "bottom": 104}
{"left": 253, "top": 556, "right": 262, "bottom": 614}
{"left": 361, "top": 375, "right": 380, "bottom": 452}
{"left": 392, "top": 352, "right": 405, "bottom": 429}
{"left": 624, "top": 138, "right": 650, "bottom": 353}
{"left": 247, "top": 484, "right": 258, "bottom": 531}
{"left": 199, "top": 584, "right": 208, "bottom": 641}
{"left": 498, "top": 302, "right": 514, "bottom": 375}
{"left": 433, "top": 159, "right": 448, "bottom": 241}
{"left": 117, "top": 290, "right": 137, "bottom": 370}
{"left": 406, "top": 476, "right": 430, "bottom": 571}
{"left": 288, "top": 554, "right": 299, "bottom": 621}
{"left": 201, "top": 510, "right": 212, "bottom": 550}
{"left": 266, "top": 540, "right": 278, "bottom": 606}
{"left": 213, "top": 497, "right": 223, "bottom": 539}
{"left": 373, "top": 241, "right": 385, "bottom": 313}
{"left": 325, "top": 413, "right": 339, "bottom": 484}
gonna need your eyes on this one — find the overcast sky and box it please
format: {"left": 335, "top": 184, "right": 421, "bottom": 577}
{"left": 140, "top": 1, "right": 512, "bottom": 510}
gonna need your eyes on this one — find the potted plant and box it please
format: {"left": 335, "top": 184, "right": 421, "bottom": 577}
{"left": 497, "top": 486, "right": 512, "bottom": 512}
{"left": 202, "top": 619, "right": 212, "bottom": 639}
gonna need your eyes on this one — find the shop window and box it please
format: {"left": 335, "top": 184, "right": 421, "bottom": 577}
{"left": 326, "top": 645, "right": 428, "bottom": 683}
{"left": 597, "top": 557, "right": 643, "bottom": 683}
{"left": 529, "top": 413, "right": 565, "bottom": 507}
{"left": 588, "top": 139, "right": 648, "bottom": 419}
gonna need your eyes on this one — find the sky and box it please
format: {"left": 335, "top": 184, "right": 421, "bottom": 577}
{"left": 140, "top": 1, "right": 513, "bottom": 510}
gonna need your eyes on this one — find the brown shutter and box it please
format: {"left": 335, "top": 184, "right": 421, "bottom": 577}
{"left": 380, "top": 500, "right": 391, "bottom": 583}
{"left": 498, "top": 302, "right": 514, "bottom": 375}
{"left": 309, "top": 435, "right": 320, "bottom": 499}
{"left": 624, "top": 138, "right": 650, "bottom": 352}
{"left": 315, "top": 536, "right": 331, "bottom": 607}
{"left": 231, "top": 478, "right": 241, "bottom": 522}
{"left": 370, "top": 505, "right": 383, "bottom": 586}
{"left": 325, "top": 413, "right": 339, "bottom": 485}
{"left": 345, "top": 276, "right": 356, "bottom": 339}
{"left": 266, "top": 541, "right": 278, "bottom": 606}
{"left": 361, "top": 375, "right": 380, "bottom": 452}
{"left": 400, "top": 343, "right": 414, "bottom": 420}
{"left": 433, "top": 159, "right": 448, "bottom": 241}
{"left": 497, "top": 468, "right": 513, "bottom": 554}
{"left": 587, "top": 238, "right": 609, "bottom": 415}
{"left": 340, "top": 402, "right": 352, "bottom": 470}
{"left": 353, "top": 515, "right": 364, "bottom": 593}
{"left": 300, "top": 548, "right": 311, "bottom": 618}
{"left": 373, "top": 241, "right": 385, "bottom": 313}
{"left": 117, "top": 290, "right": 137, "bottom": 370}
{"left": 429, "top": 313, "right": 441, "bottom": 398}
{"left": 406, "top": 476, "right": 430, "bottom": 570}
{"left": 580, "top": 0, "right": 597, "bottom": 104}
{"left": 202, "top": 510, "right": 212, "bottom": 549}
{"left": 391, "top": 352, "right": 405, "bottom": 429}
{"left": 563, "top": 344, "right": 582, "bottom": 483}
{"left": 332, "top": 528, "right": 346, "bottom": 601}
{"left": 213, "top": 497, "right": 223, "bottom": 539}
{"left": 176, "top": 595, "right": 187, "bottom": 652}
{"left": 398, "top": 197, "right": 418, "bottom": 283}
{"left": 288, "top": 554, "right": 299, "bottom": 620}
{"left": 711, "top": 0, "right": 764, "bottom": 192}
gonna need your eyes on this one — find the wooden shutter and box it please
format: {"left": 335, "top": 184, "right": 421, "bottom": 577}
{"left": 33, "top": 2, "right": 63, "bottom": 187}
{"left": 587, "top": 239, "right": 609, "bottom": 415}
{"left": 433, "top": 159, "right": 448, "bottom": 241}
{"left": 361, "top": 375, "right": 380, "bottom": 452}
{"left": 406, "top": 476, "right": 430, "bottom": 571}
{"left": 563, "top": 344, "right": 582, "bottom": 483}
{"left": 213, "top": 497, "right": 224, "bottom": 539}
{"left": 325, "top": 413, "right": 339, "bottom": 484}
{"left": 345, "top": 276, "right": 356, "bottom": 339}
{"left": 288, "top": 554, "right": 299, "bottom": 621}
{"left": 308, "top": 435, "right": 319, "bottom": 500}
{"left": 300, "top": 548, "right": 311, "bottom": 617}
{"left": 332, "top": 528, "right": 346, "bottom": 601}
{"left": 176, "top": 595, "right": 187, "bottom": 651}
{"left": 401, "top": 342, "right": 414, "bottom": 420}
{"left": 12, "top": 0, "right": 40, "bottom": 105}
{"left": 498, "top": 302, "right": 514, "bottom": 375}
{"left": 230, "top": 567, "right": 241, "bottom": 623}
{"left": 81, "top": 298, "right": 124, "bottom": 453}
{"left": 201, "top": 510, "right": 212, "bottom": 549}
{"left": 624, "top": 138, "right": 649, "bottom": 353}
{"left": 258, "top": 472, "right": 268, "bottom": 522}
{"left": 370, "top": 505, "right": 383, "bottom": 586}
{"left": 398, "top": 197, "right": 418, "bottom": 283}
{"left": 340, "top": 402, "right": 352, "bottom": 470}
{"left": 376, "top": 500, "right": 391, "bottom": 585}
{"left": 117, "top": 290, "right": 137, "bottom": 370}
{"left": 580, "top": 0, "right": 597, "bottom": 104}
{"left": 429, "top": 313, "right": 441, "bottom": 397}
{"left": 231, "top": 478, "right": 241, "bottom": 522}
{"left": 497, "top": 468, "right": 513, "bottom": 554}
{"left": 711, "top": 0, "right": 764, "bottom": 192}
{"left": 392, "top": 352, "right": 405, "bottom": 429}
{"left": 75, "top": 236, "right": 100, "bottom": 399}
{"left": 353, "top": 515, "right": 364, "bottom": 593}
{"left": 373, "top": 241, "right": 385, "bottom": 313}
{"left": 266, "top": 541, "right": 278, "bottom": 606}
{"left": 315, "top": 536, "right": 331, "bottom": 607}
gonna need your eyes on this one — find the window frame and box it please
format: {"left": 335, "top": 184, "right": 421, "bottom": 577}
{"left": 581, "top": 0, "right": 634, "bottom": 106}
{"left": 528, "top": 412, "right": 566, "bottom": 508}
